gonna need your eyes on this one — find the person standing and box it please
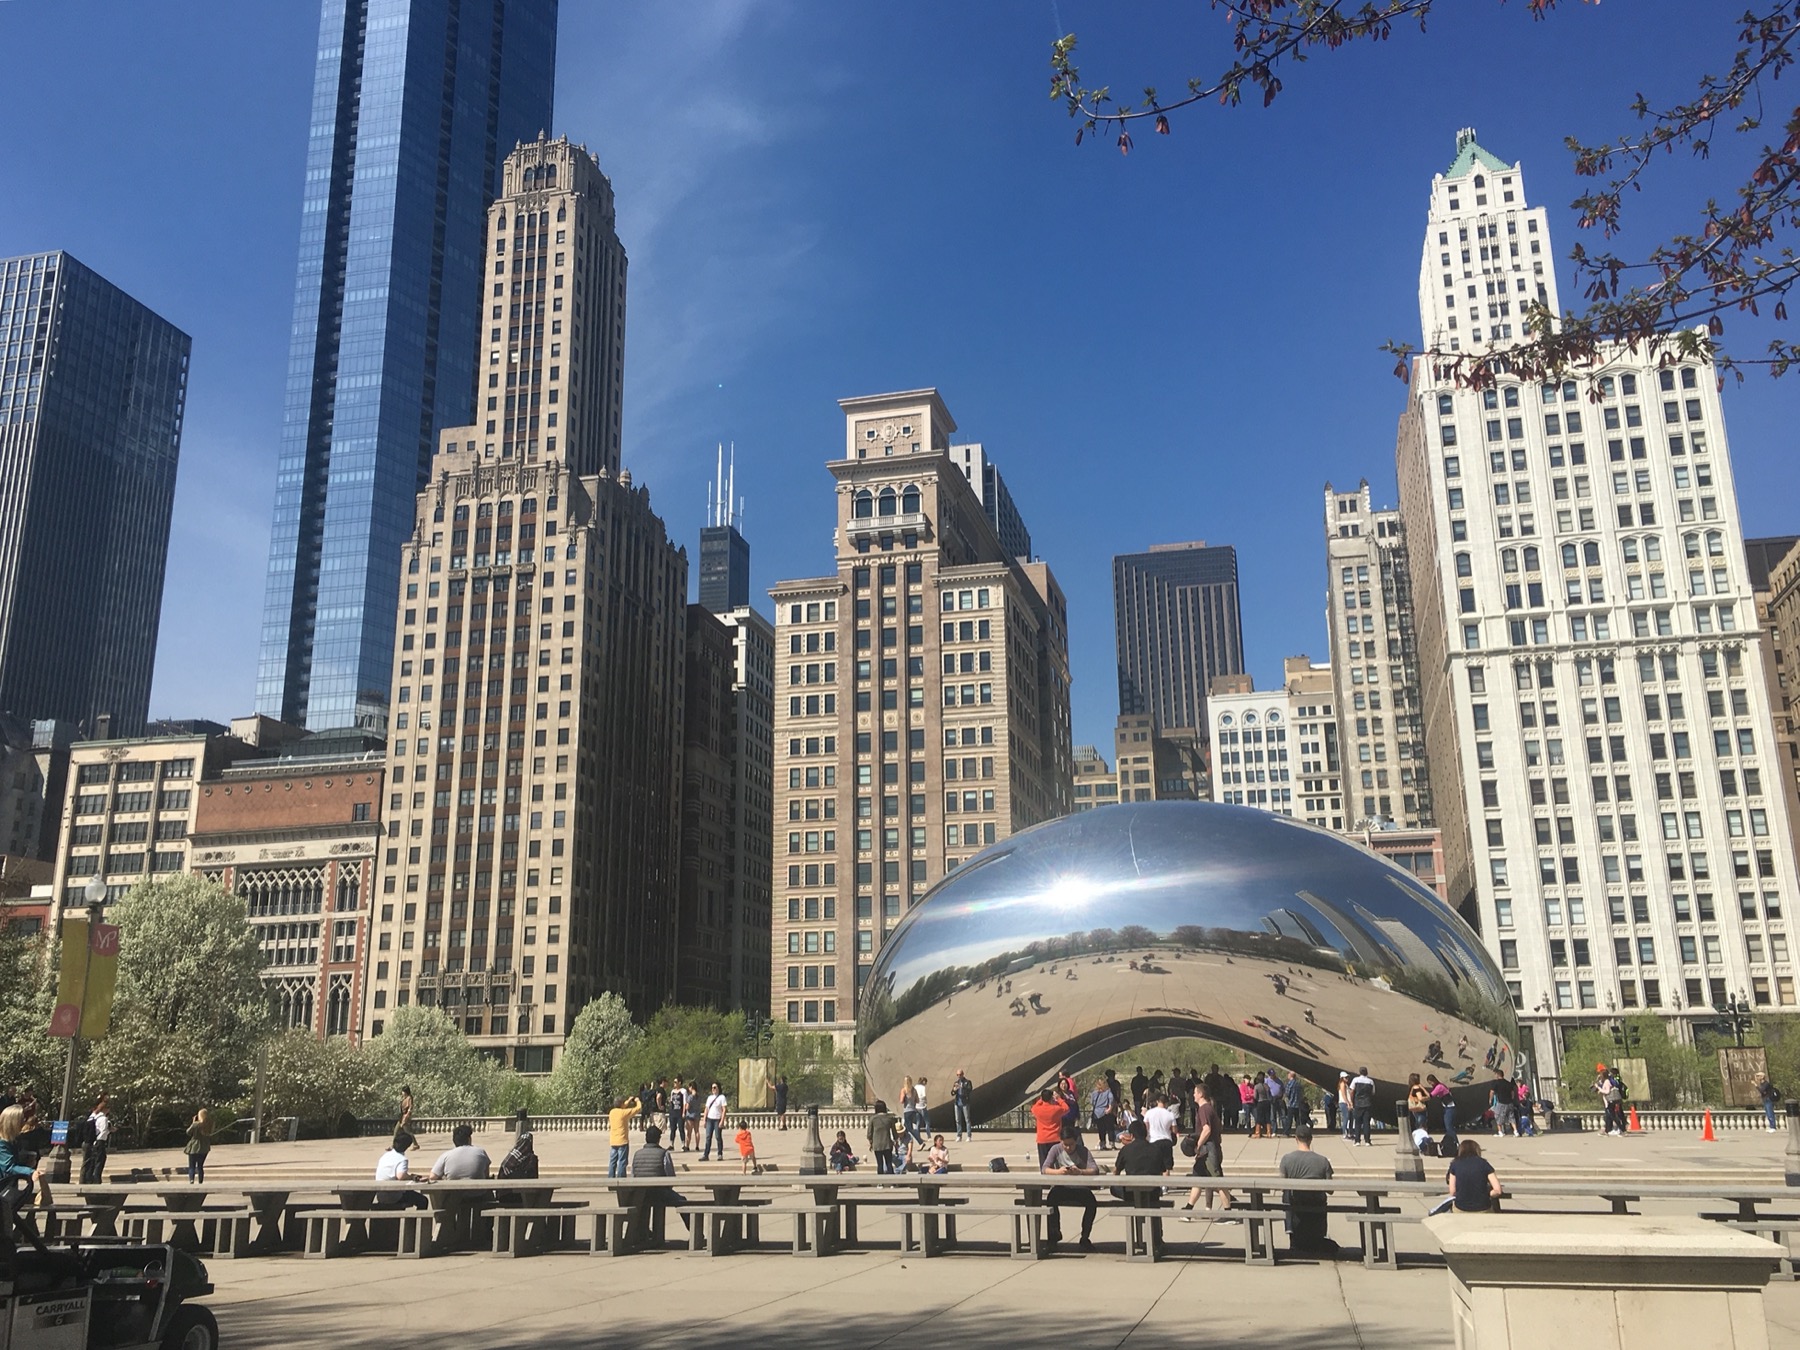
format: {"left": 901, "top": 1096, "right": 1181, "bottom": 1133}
{"left": 1757, "top": 1072, "right": 1782, "bottom": 1132}
{"left": 183, "top": 1108, "right": 213, "bottom": 1185}
{"left": 1277, "top": 1126, "right": 1335, "bottom": 1251}
{"left": 1178, "top": 1081, "right": 1233, "bottom": 1219}
{"left": 1142, "top": 1092, "right": 1178, "bottom": 1174}
{"left": 397, "top": 1085, "right": 414, "bottom": 1129}
{"left": 1040, "top": 1122, "right": 1099, "bottom": 1252}
{"left": 1407, "top": 1075, "right": 1430, "bottom": 1135}
{"left": 868, "top": 1100, "right": 899, "bottom": 1174}
{"left": 701, "top": 1082, "right": 729, "bottom": 1160}
{"left": 1129, "top": 1066, "right": 1149, "bottom": 1114}
{"left": 607, "top": 1093, "right": 640, "bottom": 1178}
{"left": 951, "top": 1069, "right": 975, "bottom": 1141}
{"left": 1337, "top": 1072, "right": 1354, "bottom": 1140}
{"left": 1031, "top": 1086, "right": 1067, "bottom": 1165}
{"left": 1429, "top": 1074, "right": 1458, "bottom": 1152}
{"left": 1488, "top": 1071, "right": 1516, "bottom": 1136}
{"left": 1090, "top": 1075, "right": 1117, "bottom": 1151}
{"left": 668, "top": 1079, "right": 688, "bottom": 1151}
{"left": 79, "top": 1094, "right": 111, "bottom": 1185}
{"left": 1348, "top": 1069, "right": 1375, "bottom": 1146}
{"left": 1282, "top": 1071, "right": 1305, "bottom": 1136}
{"left": 774, "top": 1075, "right": 790, "bottom": 1131}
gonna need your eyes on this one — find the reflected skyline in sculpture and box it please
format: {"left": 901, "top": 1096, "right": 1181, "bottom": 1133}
{"left": 859, "top": 803, "right": 1519, "bottom": 1126}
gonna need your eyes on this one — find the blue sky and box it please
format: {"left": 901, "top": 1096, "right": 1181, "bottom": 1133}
{"left": 2, "top": 1, "right": 1795, "bottom": 753}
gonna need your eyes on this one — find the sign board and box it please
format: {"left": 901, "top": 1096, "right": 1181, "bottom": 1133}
{"left": 738, "top": 1057, "right": 774, "bottom": 1110}
{"left": 1719, "top": 1046, "right": 1770, "bottom": 1108}
{"left": 49, "top": 1120, "right": 67, "bottom": 1146}
{"left": 1609, "top": 1056, "right": 1649, "bottom": 1104}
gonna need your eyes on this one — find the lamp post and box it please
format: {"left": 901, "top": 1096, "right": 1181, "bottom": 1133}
{"left": 49, "top": 874, "right": 107, "bottom": 1183}
{"left": 1715, "top": 991, "right": 1755, "bottom": 1048}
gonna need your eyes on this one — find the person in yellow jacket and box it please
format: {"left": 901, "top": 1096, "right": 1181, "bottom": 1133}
{"left": 608, "top": 1094, "right": 641, "bottom": 1177}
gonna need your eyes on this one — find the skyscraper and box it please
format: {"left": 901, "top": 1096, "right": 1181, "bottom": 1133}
{"left": 768, "top": 389, "right": 1072, "bottom": 1041}
{"left": 257, "top": 0, "right": 560, "bottom": 734}
{"left": 946, "top": 442, "right": 1032, "bottom": 561}
{"left": 0, "top": 251, "right": 189, "bottom": 736}
{"left": 362, "top": 140, "right": 674, "bottom": 1070}
{"left": 699, "top": 446, "right": 750, "bottom": 612}
{"left": 1323, "top": 481, "right": 1434, "bottom": 827}
{"left": 1112, "top": 541, "right": 1244, "bottom": 735}
{"left": 1397, "top": 130, "right": 1800, "bottom": 1075}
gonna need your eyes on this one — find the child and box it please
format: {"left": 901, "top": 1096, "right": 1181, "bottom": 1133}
{"left": 926, "top": 1133, "right": 950, "bottom": 1175}
{"left": 735, "top": 1118, "right": 759, "bottom": 1175}
{"left": 829, "top": 1130, "right": 858, "bottom": 1172}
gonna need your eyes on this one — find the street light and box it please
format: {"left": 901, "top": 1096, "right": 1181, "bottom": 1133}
{"left": 1715, "top": 991, "right": 1756, "bottom": 1048}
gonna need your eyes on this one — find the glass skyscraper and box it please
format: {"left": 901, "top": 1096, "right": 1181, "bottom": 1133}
{"left": 257, "top": 0, "right": 558, "bottom": 732}
{"left": 0, "top": 252, "right": 189, "bottom": 737}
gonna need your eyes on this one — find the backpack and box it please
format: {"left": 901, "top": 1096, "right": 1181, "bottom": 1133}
{"left": 988, "top": 1157, "right": 1009, "bottom": 1173}
{"left": 66, "top": 1116, "right": 92, "bottom": 1149}
{"left": 1352, "top": 1080, "right": 1373, "bottom": 1109}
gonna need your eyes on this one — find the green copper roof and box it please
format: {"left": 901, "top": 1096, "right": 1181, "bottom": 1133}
{"left": 1445, "top": 128, "right": 1511, "bottom": 179}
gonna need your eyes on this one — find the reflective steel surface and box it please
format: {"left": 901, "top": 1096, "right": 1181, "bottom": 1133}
{"left": 860, "top": 803, "right": 1519, "bottom": 1126}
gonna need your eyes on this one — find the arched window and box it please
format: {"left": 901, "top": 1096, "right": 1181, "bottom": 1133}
{"left": 901, "top": 485, "right": 921, "bottom": 515}
{"left": 852, "top": 490, "right": 873, "bottom": 519}
{"left": 1522, "top": 546, "right": 1540, "bottom": 572}
{"left": 877, "top": 487, "right": 898, "bottom": 517}
{"left": 1561, "top": 544, "right": 1579, "bottom": 569}
{"left": 1583, "top": 541, "right": 1601, "bottom": 567}
{"left": 1644, "top": 536, "right": 1662, "bottom": 562}
{"left": 1706, "top": 530, "right": 1724, "bottom": 557}
{"left": 1455, "top": 553, "right": 1472, "bottom": 578}
{"left": 1683, "top": 533, "right": 1701, "bottom": 559}
{"left": 1622, "top": 538, "right": 1639, "bottom": 563}
{"left": 1500, "top": 548, "right": 1518, "bottom": 574}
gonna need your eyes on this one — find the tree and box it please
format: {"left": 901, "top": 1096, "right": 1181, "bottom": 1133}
{"left": 257, "top": 1030, "right": 383, "bottom": 1134}
{"left": 1556, "top": 1014, "right": 1722, "bottom": 1109}
{"left": 83, "top": 876, "right": 270, "bottom": 1140}
{"left": 765, "top": 1021, "right": 861, "bottom": 1107}
{"left": 616, "top": 1006, "right": 744, "bottom": 1098}
{"left": 546, "top": 993, "right": 641, "bottom": 1112}
{"left": 361, "top": 1005, "right": 500, "bottom": 1118}
{"left": 0, "top": 923, "right": 60, "bottom": 1102}
{"left": 1050, "top": 2, "right": 1800, "bottom": 381}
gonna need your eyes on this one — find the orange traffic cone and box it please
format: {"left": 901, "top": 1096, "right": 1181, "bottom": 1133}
{"left": 1627, "top": 1104, "right": 1642, "bottom": 1133}
{"left": 1701, "top": 1109, "right": 1716, "bottom": 1142}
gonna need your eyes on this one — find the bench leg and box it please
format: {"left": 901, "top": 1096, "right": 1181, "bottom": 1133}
{"left": 1359, "top": 1219, "right": 1396, "bottom": 1270}
{"left": 1244, "top": 1215, "right": 1275, "bottom": 1266}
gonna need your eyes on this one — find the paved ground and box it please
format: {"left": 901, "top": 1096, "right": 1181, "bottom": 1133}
{"left": 99, "top": 1120, "right": 1800, "bottom": 1347}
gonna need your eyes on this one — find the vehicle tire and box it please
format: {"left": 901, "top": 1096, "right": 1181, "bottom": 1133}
{"left": 160, "top": 1304, "right": 219, "bottom": 1350}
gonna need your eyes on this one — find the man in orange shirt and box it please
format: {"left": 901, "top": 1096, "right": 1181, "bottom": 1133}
{"left": 1031, "top": 1085, "right": 1067, "bottom": 1165}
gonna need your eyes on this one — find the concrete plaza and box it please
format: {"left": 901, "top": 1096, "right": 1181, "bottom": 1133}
{"left": 114, "top": 1121, "right": 1800, "bottom": 1348}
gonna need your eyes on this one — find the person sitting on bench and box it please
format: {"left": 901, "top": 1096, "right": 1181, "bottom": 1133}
{"left": 627, "top": 1125, "right": 688, "bottom": 1244}
{"left": 373, "top": 1129, "right": 427, "bottom": 1209}
{"left": 1040, "top": 1121, "right": 1099, "bottom": 1252}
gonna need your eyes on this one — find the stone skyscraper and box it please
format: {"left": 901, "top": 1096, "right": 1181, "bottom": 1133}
{"left": 363, "top": 140, "right": 677, "bottom": 1070}
{"left": 0, "top": 252, "right": 189, "bottom": 736}
{"left": 768, "top": 390, "right": 1072, "bottom": 1040}
{"left": 1324, "top": 482, "right": 1433, "bottom": 828}
{"left": 1397, "top": 130, "right": 1800, "bottom": 1076}
{"left": 258, "top": 0, "right": 559, "bottom": 734}
{"left": 699, "top": 447, "right": 750, "bottom": 612}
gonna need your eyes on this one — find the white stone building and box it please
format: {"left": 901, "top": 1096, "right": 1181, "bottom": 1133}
{"left": 1396, "top": 130, "right": 1800, "bottom": 1079}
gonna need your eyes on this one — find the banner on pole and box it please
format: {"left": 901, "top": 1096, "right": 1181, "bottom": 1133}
{"left": 47, "top": 917, "right": 120, "bottom": 1039}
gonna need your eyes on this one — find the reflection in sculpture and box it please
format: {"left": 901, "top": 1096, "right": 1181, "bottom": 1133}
{"left": 859, "top": 803, "right": 1519, "bottom": 1127}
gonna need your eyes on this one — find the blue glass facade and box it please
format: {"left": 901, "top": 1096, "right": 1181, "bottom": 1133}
{"left": 0, "top": 252, "right": 189, "bottom": 736}
{"left": 258, "top": 0, "right": 557, "bottom": 731}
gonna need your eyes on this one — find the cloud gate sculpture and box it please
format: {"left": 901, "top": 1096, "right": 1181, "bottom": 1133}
{"left": 859, "top": 803, "right": 1519, "bottom": 1128}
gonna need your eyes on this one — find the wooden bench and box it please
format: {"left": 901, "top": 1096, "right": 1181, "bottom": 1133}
{"left": 673, "top": 1201, "right": 772, "bottom": 1256}
{"left": 303, "top": 1207, "right": 429, "bottom": 1259}
{"left": 886, "top": 1203, "right": 1054, "bottom": 1259}
{"left": 120, "top": 1207, "right": 254, "bottom": 1259}
{"left": 487, "top": 1204, "right": 590, "bottom": 1257}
